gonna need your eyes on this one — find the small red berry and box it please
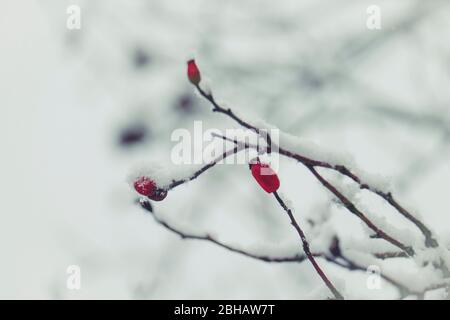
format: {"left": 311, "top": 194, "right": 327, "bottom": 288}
{"left": 187, "top": 59, "right": 201, "bottom": 85}
{"left": 250, "top": 161, "right": 280, "bottom": 193}
{"left": 133, "top": 176, "right": 168, "bottom": 201}
{"left": 134, "top": 176, "right": 156, "bottom": 196}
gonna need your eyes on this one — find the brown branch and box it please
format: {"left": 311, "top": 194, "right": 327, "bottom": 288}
{"left": 326, "top": 237, "right": 449, "bottom": 298}
{"left": 323, "top": 254, "right": 411, "bottom": 298}
{"left": 330, "top": 165, "right": 438, "bottom": 248}
{"left": 140, "top": 193, "right": 343, "bottom": 299}
{"left": 276, "top": 148, "right": 438, "bottom": 249}
{"left": 141, "top": 194, "right": 405, "bottom": 265}
{"left": 138, "top": 198, "right": 308, "bottom": 263}
{"left": 195, "top": 84, "right": 259, "bottom": 134}
{"left": 156, "top": 64, "right": 448, "bottom": 298}
{"left": 212, "top": 129, "right": 420, "bottom": 252}
{"left": 140, "top": 197, "right": 442, "bottom": 299}
{"left": 327, "top": 254, "right": 450, "bottom": 298}
{"left": 307, "top": 166, "right": 415, "bottom": 256}
{"left": 212, "top": 133, "right": 418, "bottom": 257}
{"left": 275, "top": 140, "right": 437, "bottom": 249}
{"left": 191, "top": 74, "right": 440, "bottom": 252}
{"left": 209, "top": 134, "right": 415, "bottom": 256}
{"left": 201, "top": 133, "right": 417, "bottom": 257}
{"left": 195, "top": 84, "right": 272, "bottom": 153}
{"left": 273, "top": 191, "right": 344, "bottom": 300}
{"left": 192, "top": 81, "right": 418, "bottom": 257}
{"left": 374, "top": 251, "right": 408, "bottom": 259}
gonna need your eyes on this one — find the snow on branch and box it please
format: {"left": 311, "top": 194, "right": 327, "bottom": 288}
{"left": 129, "top": 59, "right": 450, "bottom": 299}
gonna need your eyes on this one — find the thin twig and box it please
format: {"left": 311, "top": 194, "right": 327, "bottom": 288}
{"left": 140, "top": 198, "right": 447, "bottom": 299}
{"left": 167, "top": 144, "right": 249, "bottom": 190}
{"left": 330, "top": 165, "right": 438, "bottom": 248}
{"left": 307, "top": 165, "right": 415, "bottom": 256}
{"left": 325, "top": 237, "right": 448, "bottom": 298}
{"left": 138, "top": 198, "right": 308, "bottom": 263}
{"left": 195, "top": 84, "right": 272, "bottom": 153}
{"left": 213, "top": 131, "right": 414, "bottom": 256}
{"left": 326, "top": 254, "right": 450, "bottom": 298}
{"left": 192, "top": 82, "right": 419, "bottom": 256}
{"left": 374, "top": 251, "right": 408, "bottom": 259}
{"left": 273, "top": 191, "right": 344, "bottom": 300}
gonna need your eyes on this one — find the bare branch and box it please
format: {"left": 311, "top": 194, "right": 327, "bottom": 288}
{"left": 135, "top": 62, "right": 448, "bottom": 299}
{"left": 167, "top": 144, "right": 249, "bottom": 190}
{"left": 326, "top": 237, "right": 449, "bottom": 298}
{"left": 307, "top": 166, "right": 415, "bottom": 256}
{"left": 273, "top": 192, "right": 344, "bottom": 300}
{"left": 195, "top": 84, "right": 273, "bottom": 153}
{"left": 328, "top": 254, "right": 450, "bottom": 298}
{"left": 374, "top": 251, "right": 408, "bottom": 259}
{"left": 140, "top": 197, "right": 444, "bottom": 299}
{"left": 138, "top": 198, "right": 308, "bottom": 263}
{"left": 330, "top": 165, "right": 438, "bottom": 248}
{"left": 192, "top": 82, "right": 419, "bottom": 256}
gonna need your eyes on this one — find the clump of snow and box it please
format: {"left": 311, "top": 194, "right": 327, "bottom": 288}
{"left": 278, "top": 130, "right": 355, "bottom": 167}
{"left": 304, "top": 285, "right": 339, "bottom": 300}
{"left": 436, "top": 245, "right": 450, "bottom": 271}
{"left": 127, "top": 160, "right": 181, "bottom": 190}
{"left": 246, "top": 241, "right": 300, "bottom": 257}
{"left": 127, "top": 161, "right": 170, "bottom": 189}
{"left": 357, "top": 203, "right": 418, "bottom": 248}
{"left": 341, "top": 237, "right": 400, "bottom": 255}
{"left": 353, "top": 168, "right": 392, "bottom": 192}
{"left": 344, "top": 249, "right": 379, "bottom": 268}
{"left": 327, "top": 173, "right": 361, "bottom": 204}
{"left": 251, "top": 117, "right": 397, "bottom": 196}
{"left": 198, "top": 77, "right": 213, "bottom": 96}
{"left": 389, "top": 263, "right": 444, "bottom": 293}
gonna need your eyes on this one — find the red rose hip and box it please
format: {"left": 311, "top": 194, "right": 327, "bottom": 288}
{"left": 133, "top": 176, "right": 168, "bottom": 201}
{"left": 134, "top": 176, "right": 156, "bottom": 196}
{"left": 187, "top": 59, "right": 201, "bottom": 85}
{"left": 250, "top": 161, "right": 280, "bottom": 193}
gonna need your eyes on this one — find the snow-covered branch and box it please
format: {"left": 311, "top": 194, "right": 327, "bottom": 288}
{"left": 192, "top": 63, "right": 438, "bottom": 254}
{"left": 272, "top": 191, "right": 344, "bottom": 299}
{"left": 138, "top": 198, "right": 308, "bottom": 264}
{"left": 129, "top": 60, "right": 449, "bottom": 300}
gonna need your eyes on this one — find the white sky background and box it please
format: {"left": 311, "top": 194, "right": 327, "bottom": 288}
{"left": 0, "top": 0, "right": 449, "bottom": 299}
